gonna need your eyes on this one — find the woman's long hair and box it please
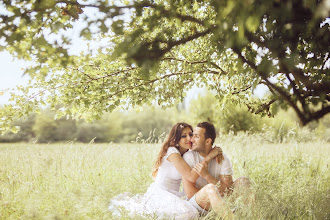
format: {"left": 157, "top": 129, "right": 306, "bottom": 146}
{"left": 152, "top": 122, "right": 193, "bottom": 178}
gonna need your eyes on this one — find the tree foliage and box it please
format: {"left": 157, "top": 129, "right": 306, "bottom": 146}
{"left": 189, "top": 90, "right": 264, "bottom": 134}
{"left": 0, "top": 0, "right": 329, "bottom": 133}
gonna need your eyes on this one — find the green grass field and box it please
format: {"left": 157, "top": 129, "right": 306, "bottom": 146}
{"left": 1, "top": 136, "right": 329, "bottom": 219}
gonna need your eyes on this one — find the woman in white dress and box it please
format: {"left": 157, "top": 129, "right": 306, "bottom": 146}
{"left": 109, "top": 122, "right": 222, "bottom": 219}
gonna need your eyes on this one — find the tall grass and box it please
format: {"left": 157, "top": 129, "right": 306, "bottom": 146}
{"left": 0, "top": 136, "right": 329, "bottom": 219}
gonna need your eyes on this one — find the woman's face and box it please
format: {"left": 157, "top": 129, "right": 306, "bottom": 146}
{"left": 178, "top": 127, "right": 193, "bottom": 150}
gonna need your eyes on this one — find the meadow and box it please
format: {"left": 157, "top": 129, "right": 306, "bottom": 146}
{"left": 0, "top": 134, "right": 329, "bottom": 219}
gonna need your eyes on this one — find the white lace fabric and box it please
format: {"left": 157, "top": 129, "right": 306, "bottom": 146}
{"left": 109, "top": 147, "right": 199, "bottom": 219}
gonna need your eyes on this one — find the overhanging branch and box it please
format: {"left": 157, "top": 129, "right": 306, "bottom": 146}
{"left": 232, "top": 47, "right": 308, "bottom": 124}
{"left": 246, "top": 99, "right": 277, "bottom": 115}
{"left": 161, "top": 57, "right": 228, "bottom": 75}
{"left": 246, "top": 32, "right": 330, "bottom": 93}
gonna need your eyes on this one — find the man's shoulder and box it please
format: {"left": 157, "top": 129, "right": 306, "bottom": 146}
{"left": 211, "top": 152, "right": 233, "bottom": 175}
{"left": 209, "top": 152, "right": 232, "bottom": 168}
{"left": 183, "top": 150, "right": 198, "bottom": 156}
{"left": 183, "top": 151, "right": 200, "bottom": 166}
{"left": 214, "top": 152, "right": 232, "bottom": 164}
{"left": 182, "top": 150, "right": 198, "bottom": 160}
{"left": 222, "top": 152, "right": 231, "bottom": 163}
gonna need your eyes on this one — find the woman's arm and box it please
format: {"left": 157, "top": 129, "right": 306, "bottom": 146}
{"left": 167, "top": 153, "right": 200, "bottom": 182}
{"left": 204, "top": 146, "right": 224, "bottom": 164}
{"left": 167, "top": 148, "right": 223, "bottom": 183}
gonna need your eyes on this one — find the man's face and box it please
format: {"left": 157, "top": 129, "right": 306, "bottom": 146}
{"left": 191, "top": 127, "right": 207, "bottom": 152}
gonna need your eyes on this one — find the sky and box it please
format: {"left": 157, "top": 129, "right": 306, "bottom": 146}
{"left": 0, "top": 51, "right": 31, "bottom": 104}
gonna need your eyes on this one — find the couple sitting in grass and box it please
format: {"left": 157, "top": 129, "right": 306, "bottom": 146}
{"left": 109, "top": 122, "right": 252, "bottom": 219}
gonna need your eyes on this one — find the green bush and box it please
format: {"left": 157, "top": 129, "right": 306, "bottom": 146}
{"left": 33, "top": 112, "right": 58, "bottom": 143}
{"left": 0, "top": 114, "right": 36, "bottom": 142}
{"left": 220, "top": 105, "right": 264, "bottom": 134}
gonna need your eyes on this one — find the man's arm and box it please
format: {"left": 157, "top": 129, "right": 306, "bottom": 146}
{"left": 202, "top": 173, "right": 233, "bottom": 196}
{"left": 194, "top": 162, "right": 234, "bottom": 196}
{"left": 182, "top": 177, "right": 200, "bottom": 199}
{"left": 183, "top": 171, "right": 233, "bottom": 199}
{"left": 218, "top": 153, "right": 234, "bottom": 196}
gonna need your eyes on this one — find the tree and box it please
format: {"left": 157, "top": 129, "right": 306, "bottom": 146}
{"left": 189, "top": 90, "right": 220, "bottom": 127}
{"left": 189, "top": 90, "right": 264, "bottom": 133}
{"left": 33, "top": 111, "right": 58, "bottom": 143}
{"left": 0, "top": 0, "right": 329, "bottom": 133}
{"left": 0, "top": 113, "right": 36, "bottom": 142}
{"left": 120, "top": 106, "right": 178, "bottom": 142}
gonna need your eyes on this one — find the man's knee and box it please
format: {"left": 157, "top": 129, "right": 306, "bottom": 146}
{"left": 197, "top": 184, "right": 217, "bottom": 200}
{"left": 196, "top": 184, "right": 217, "bottom": 200}
{"left": 232, "top": 177, "right": 255, "bottom": 205}
{"left": 195, "top": 184, "right": 217, "bottom": 211}
{"left": 234, "top": 176, "right": 251, "bottom": 189}
{"left": 205, "top": 183, "right": 218, "bottom": 194}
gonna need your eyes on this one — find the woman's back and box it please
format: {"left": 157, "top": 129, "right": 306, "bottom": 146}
{"left": 154, "top": 147, "right": 184, "bottom": 196}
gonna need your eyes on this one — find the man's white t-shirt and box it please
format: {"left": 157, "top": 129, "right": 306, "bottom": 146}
{"left": 183, "top": 151, "right": 233, "bottom": 189}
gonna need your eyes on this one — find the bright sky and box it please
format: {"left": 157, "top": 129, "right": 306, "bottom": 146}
{"left": 0, "top": 5, "right": 101, "bottom": 104}
{"left": 0, "top": 52, "right": 31, "bottom": 104}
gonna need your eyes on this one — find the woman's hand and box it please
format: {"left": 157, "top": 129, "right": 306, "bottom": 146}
{"left": 214, "top": 145, "right": 224, "bottom": 164}
{"left": 205, "top": 146, "right": 224, "bottom": 164}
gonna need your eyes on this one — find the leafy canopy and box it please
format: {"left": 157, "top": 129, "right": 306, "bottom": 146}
{"left": 0, "top": 0, "right": 329, "bottom": 133}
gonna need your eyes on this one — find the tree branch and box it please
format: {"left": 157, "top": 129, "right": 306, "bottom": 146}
{"left": 232, "top": 85, "right": 253, "bottom": 95}
{"left": 285, "top": 72, "right": 307, "bottom": 111}
{"left": 310, "top": 105, "right": 330, "bottom": 122}
{"left": 161, "top": 57, "right": 228, "bottom": 75}
{"left": 108, "top": 71, "right": 194, "bottom": 98}
{"left": 321, "top": 53, "right": 329, "bottom": 71}
{"left": 232, "top": 47, "right": 308, "bottom": 124}
{"left": 246, "top": 32, "right": 330, "bottom": 93}
{"left": 57, "top": 0, "right": 151, "bottom": 10}
{"left": 149, "top": 3, "right": 205, "bottom": 25}
{"left": 167, "top": 28, "right": 212, "bottom": 50}
{"left": 246, "top": 99, "right": 277, "bottom": 115}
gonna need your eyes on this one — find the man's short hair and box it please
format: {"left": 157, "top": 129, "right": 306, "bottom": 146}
{"left": 197, "top": 122, "right": 216, "bottom": 145}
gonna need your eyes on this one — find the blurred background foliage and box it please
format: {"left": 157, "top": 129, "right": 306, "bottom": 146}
{"left": 1, "top": 90, "right": 329, "bottom": 143}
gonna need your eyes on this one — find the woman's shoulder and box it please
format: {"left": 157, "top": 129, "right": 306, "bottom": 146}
{"left": 166, "top": 147, "right": 180, "bottom": 155}
{"left": 163, "top": 147, "right": 180, "bottom": 161}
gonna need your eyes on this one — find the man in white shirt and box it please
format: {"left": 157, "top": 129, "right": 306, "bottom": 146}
{"left": 182, "top": 122, "right": 251, "bottom": 217}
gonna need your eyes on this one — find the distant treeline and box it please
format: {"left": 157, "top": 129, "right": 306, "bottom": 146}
{"left": 0, "top": 106, "right": 179, "bottom": 143}
{"left": 1, "top": 92, "right": 329, "bottom": 143}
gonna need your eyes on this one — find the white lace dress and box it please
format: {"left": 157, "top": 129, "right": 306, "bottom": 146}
{"left": 108, "top": 147, "right": 199, "bottom": 219}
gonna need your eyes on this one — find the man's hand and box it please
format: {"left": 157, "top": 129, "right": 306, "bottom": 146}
{"left": 193, "top": 161, "right": 210, "bottom": 179}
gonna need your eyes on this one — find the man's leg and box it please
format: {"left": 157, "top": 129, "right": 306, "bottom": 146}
{"left": 232, "top": 177, "right": 255, "bottom": 205}
{"left": 233, "top": 176, "right": 251, "bottom": 189}
{"left": 192, "top": 184, "right": 234, "bottom": 219}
